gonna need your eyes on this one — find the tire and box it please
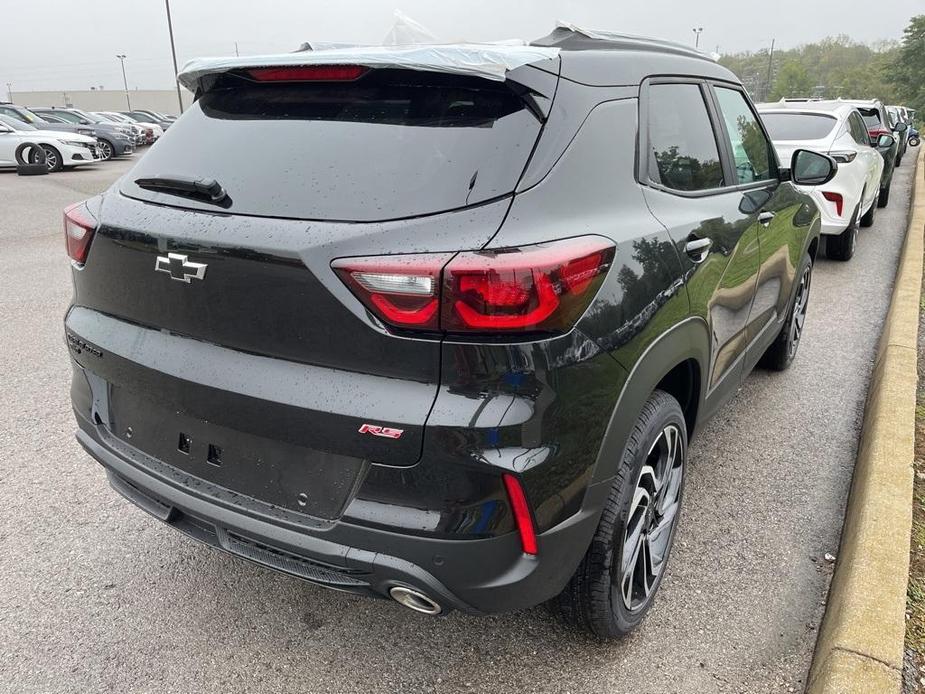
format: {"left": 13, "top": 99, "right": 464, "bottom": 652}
{"left": 878, "top": 183, "right": 891, "bottom": 208}
{"left": 760, "top": 256, "right": 813, "bottom": 371}
{"left": 14, "top": 142, "right": 45, "bottom": 166}
{"left": 551, "top": 390, "right": 687, "bottom": 639}
{"left": 826, "top": 205, "right": 859, "bottom": 261}
{"left": 896, "top": 155, "right": 903, "bottom": 168}
{"left": 37, "top": 145, "right": 63, "bottom": 172}
{"left": 97, "top": 139, "right": 114, "bottom": 160}
{"left": 16, "top": 163, "right": 48, "bottom": 176}
{"left": 860, "top": 197, "right": 876, "bottom": 227}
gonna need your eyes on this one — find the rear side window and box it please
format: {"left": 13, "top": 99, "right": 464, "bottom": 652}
{"left": 760, "top": 113, "right": 838, "bottom": 141}
{"left": 42, "top": 111, "right": 80, "bottom": 123}
{"left": 647, "top": 84, "right": 725, "bottom": 192}
{"left": 713, "top": 87, "right": 773, "bottom": 184}
{"left": 121, "top": 70, "right": 542, "bottom": 222}
{"left": 847, "top": 113, "right": 870, "bottom": 145}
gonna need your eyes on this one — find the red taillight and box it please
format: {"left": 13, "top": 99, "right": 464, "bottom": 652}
{"left": 822, "top": 191, "right": 844, "bottom": 217}
{"left": 332, "top": 237, "right": 615, "bottom": 335}
{"left": 246, "top": 65, "right": 369, "bottom": 82}
{"left": 502, "top": 473, "right": 538, "bottom": 556}
{"left": 64, "top": 203, "right": 96, "bottom": 264}
{"left": 444, "top": 237, "right": 615, "bottom": 333}
{"left": 868, "top": 127, "right": 889, "bottom": 140}
{"left": 332, "top": 253, "right": 452, "bottom": 331}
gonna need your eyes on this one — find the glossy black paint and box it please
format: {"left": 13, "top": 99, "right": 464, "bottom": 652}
{"left": 65, "top": 29, "right": 821, "bottom": 614}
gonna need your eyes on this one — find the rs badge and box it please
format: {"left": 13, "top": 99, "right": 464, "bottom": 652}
{"left": 358, "top": 424, "right": 404, "bottom": 439}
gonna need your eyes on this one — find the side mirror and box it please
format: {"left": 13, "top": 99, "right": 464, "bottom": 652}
{"left": 894, "top": 122, "right": 908, "bottom": 133}
{"left": 789, "top": 149, "right": 838, "bottom": 186}
{"left": 877, "top": 133, "right": 896, "bottom": 148}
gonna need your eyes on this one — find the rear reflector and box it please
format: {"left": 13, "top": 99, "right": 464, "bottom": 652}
{"left": 246, "top": 65, "right": 369, "bottom": 82}
{"left": 332, "top": 237, "right": 615, "bottom": 335}
{"left": 822, "top": 191, "right": 844, "bottom": 217}
{"left": 64, "top": 202, "right": 97, "bottom": 265}
{"left": 503, "top": 473, "right": 538, "bottom": 556}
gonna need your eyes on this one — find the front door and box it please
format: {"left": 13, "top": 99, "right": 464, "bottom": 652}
{"left": 708, "top": 84, "right": 810, "bottom": 356}
{"left": 0, "top": 129, "right": 19, "bottom": 167}
{"left": 639, "top": 79, "right": 762, "bottom": 413}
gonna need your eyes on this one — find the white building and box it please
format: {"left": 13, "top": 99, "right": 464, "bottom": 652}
{"left": 8, "top": 89, "right": 194, "bottom": 116}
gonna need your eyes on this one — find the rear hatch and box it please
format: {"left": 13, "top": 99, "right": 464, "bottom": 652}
{"left": 759, "top": 110, "right": 840, "bottom": 163}
{"left": 69, "top": 65, "right": 553, "bottom": 519}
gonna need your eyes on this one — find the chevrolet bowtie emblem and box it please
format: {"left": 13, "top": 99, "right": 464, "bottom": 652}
{"left": 155, "top": 253, "right": 207, "bottom": 283}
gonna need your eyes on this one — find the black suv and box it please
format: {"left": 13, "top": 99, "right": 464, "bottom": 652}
{"left": 64, "top": 28, "right": 833, "bottom": 637}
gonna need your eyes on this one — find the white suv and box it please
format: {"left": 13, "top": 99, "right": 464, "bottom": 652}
{"left": 757, "top": 101, "right": 886, "bottom": 261}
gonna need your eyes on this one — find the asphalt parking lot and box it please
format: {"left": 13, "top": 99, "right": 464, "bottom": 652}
{"left": 0, "top": 154, "right": 916, "bottom": 693}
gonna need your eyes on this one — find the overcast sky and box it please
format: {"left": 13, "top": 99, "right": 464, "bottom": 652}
{"left": 2, "top": 0, "right": 921, "bottom": 95}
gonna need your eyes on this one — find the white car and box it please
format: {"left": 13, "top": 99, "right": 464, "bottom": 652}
{"left": 93, "top": 112, "right": 147, "bottom": 146}
{"left": 757, "top": 101, "right": 886, "bottom": 261}
{"left": 0, "top": 114, "right": 102, "bottom": 171}
{"left": 98, "top": 112, "right": 164, "bottom": 143}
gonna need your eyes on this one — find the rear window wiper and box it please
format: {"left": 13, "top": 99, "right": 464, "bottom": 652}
{"left": 134, "top": 175, "right": 230, "bottom": 206}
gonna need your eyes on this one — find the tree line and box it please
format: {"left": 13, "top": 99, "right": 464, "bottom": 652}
{"left": 719, "top": 15, "right": 923, "bottom": 119}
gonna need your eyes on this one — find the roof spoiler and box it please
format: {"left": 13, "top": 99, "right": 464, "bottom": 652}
{"left": 177, "top": 44, "right": 560, "bottom": 92}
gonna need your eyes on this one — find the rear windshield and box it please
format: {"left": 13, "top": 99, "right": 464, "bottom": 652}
{"left": 858, "top": 108, "right": 882, "bottom": 128}
{"left": 121, "top": 70, "right": 542, "bottom": 222}
{"left": 760, "top": 113, "right": 837, "bottom": 141}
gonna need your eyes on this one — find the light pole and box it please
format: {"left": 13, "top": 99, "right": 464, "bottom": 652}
{"left": 165, "top": 0, "right": 184, "bottom": 114}
{"left": 116, "top": 54, "right": 131, "bottom": 110}
{"left": 765, "top": 39, "right": 776, "bottom": 101}
{"left": 692, "top": 27, "right": 703, "bottom": 49}
{"left": 5, "top": 82, "right": 11, "bottom": 102}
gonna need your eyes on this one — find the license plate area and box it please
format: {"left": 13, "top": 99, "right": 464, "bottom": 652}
{"left": 108, "top": 386, "right": 366, "bottom": 520}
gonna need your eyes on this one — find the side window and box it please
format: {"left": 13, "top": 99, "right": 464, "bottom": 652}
{"left": 0, "top": 107, "right": 23, "bottom": 123}
{"left": 48, "top": 111, "right": 79, "bottom": 123}
{"left": 713, "top": 87, "right": 773, "bottom": 184}
{"left": 848, "top": 113, "right": 868, "bottom": 145}
{"left": 647, "top": 83, "right": 725, "bottom": 192}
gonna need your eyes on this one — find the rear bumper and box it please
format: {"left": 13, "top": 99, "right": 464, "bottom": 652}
{"left": 75, "top": 415, "right": 607, "bottom": 615}
{"left": 806, "top": 187, "right": 861, "bottom": 236}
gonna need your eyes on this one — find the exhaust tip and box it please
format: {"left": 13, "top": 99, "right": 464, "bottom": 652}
{"left": 389, "top": 586, "right": 442, "bottom": 615}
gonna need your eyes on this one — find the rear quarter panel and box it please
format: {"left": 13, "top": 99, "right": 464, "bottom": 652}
{"left": 466, "top": 97, "right": 705, "bottom": 521}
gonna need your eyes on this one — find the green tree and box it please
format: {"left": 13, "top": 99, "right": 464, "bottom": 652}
{"left": 719, "top": 34, "right": 900, "bottom": 104}
{"left": 770, "top": 60, "right": 814, "bottom": 100}
{"left": 886, "top": 15, "right": 925, "bottom": 118}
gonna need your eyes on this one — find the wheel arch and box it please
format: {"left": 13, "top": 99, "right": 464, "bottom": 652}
{"left": 589, "top": 317, "right": 710, "bottom": 486}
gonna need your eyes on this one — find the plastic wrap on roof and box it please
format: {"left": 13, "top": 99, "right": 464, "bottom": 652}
{"left": 383, "top": 10, "right": 437, "bottom": 46}
{"left": 554, "top": 20, "right": 716, "bottom": 60}
{"left": 178, "top": 43, "right": 559, "bottom": 90}
{"left": 555, "top": 21, "right": 639, "bottom": 41}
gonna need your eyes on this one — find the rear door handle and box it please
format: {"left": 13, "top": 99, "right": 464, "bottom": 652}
{"left": 758, "top": 211, "right": 776, "bottom": 226}
{"left": 685, "top": 236, "right": 712, "bottom": 263}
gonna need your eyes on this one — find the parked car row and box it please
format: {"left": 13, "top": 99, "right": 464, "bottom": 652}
{"left": 0, "top": 102, "right": 175, "bottom": 172}
{"left": 757, "top": 97, "right": 915, "bottom": 261}
{"left": 58, "top": 28, "right": 919, "bottom": 639}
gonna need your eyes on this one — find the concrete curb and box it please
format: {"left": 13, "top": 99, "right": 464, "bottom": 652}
{"left": 807, "top": 147, "right": 925, "bottom": 693}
